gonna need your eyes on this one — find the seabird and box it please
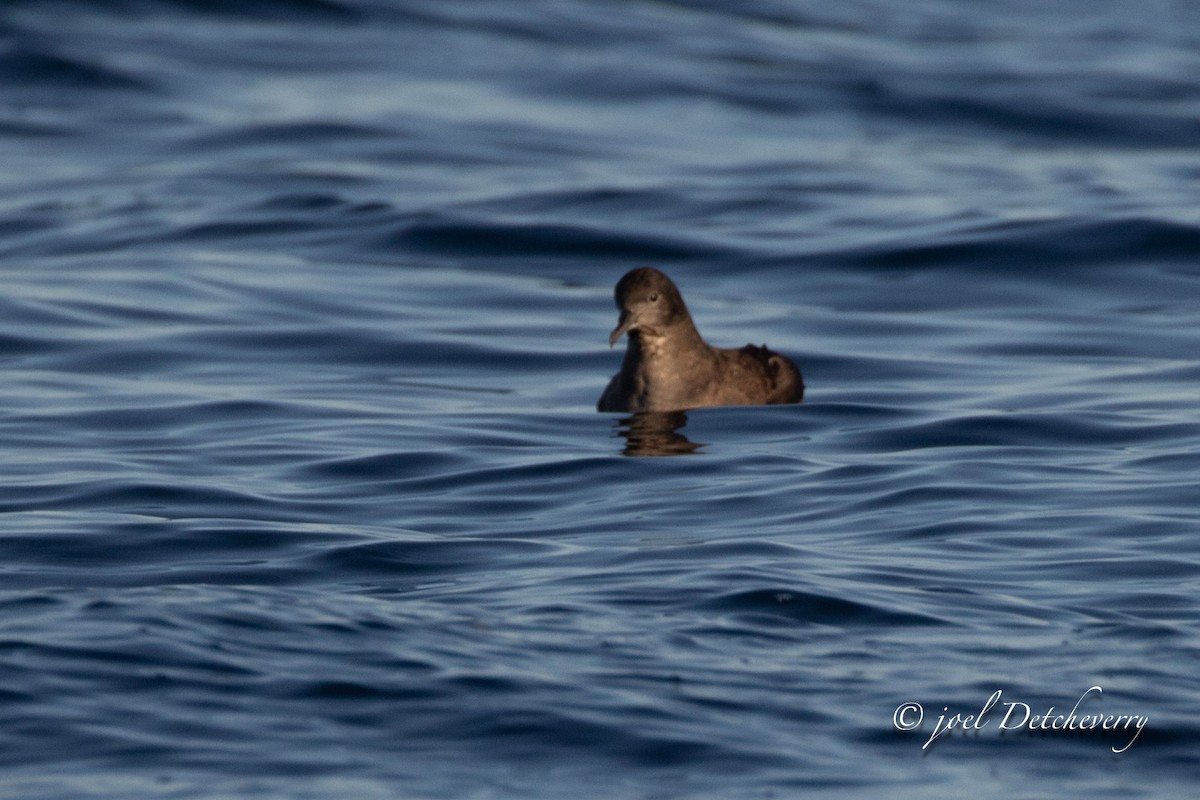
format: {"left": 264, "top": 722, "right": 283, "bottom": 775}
{"left": 597, "top": 267, "right": 803, "bottom": 413}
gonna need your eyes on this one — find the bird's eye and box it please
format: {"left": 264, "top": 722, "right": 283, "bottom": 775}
{"left": 648, "top": 292, "right": 659, "bottom": 302}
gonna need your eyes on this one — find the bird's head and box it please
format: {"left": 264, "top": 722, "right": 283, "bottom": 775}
{"left": 608, "top": 267, "right": 689, "bottom": 347}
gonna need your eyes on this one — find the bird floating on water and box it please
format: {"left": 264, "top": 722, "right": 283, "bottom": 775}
{"left": 597, "top": 267, "right": 803, "bottom": 413}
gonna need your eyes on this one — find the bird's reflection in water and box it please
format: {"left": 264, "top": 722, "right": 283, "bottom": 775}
{"left": 613, "top": 411, "right": 703, "bottom": 456}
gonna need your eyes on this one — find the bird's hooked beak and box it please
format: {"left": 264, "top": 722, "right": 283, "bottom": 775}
{"left": 609, "top": 309, "right": 635, "bottom": 348}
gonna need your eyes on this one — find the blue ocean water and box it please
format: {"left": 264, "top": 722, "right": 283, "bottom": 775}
{"left": 1, "top": 0, "right": 1199, "bottom": 797}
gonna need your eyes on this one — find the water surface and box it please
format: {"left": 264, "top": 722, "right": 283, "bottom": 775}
{"left": 1, "top": 1, "right": 1198, "bottom": 798}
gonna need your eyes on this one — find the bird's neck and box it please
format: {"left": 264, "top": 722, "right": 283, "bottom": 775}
{"left": 625, "top": 319, "right": 708, "bottom": 365}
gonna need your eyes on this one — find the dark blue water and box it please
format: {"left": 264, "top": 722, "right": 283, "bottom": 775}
{"left": 2, "top": 1, "right": 1199, "bottom": 797}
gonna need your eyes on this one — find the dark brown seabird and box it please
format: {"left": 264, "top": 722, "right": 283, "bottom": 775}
{"left": 597, "top": 267, "right": 804, "bottom": 413}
